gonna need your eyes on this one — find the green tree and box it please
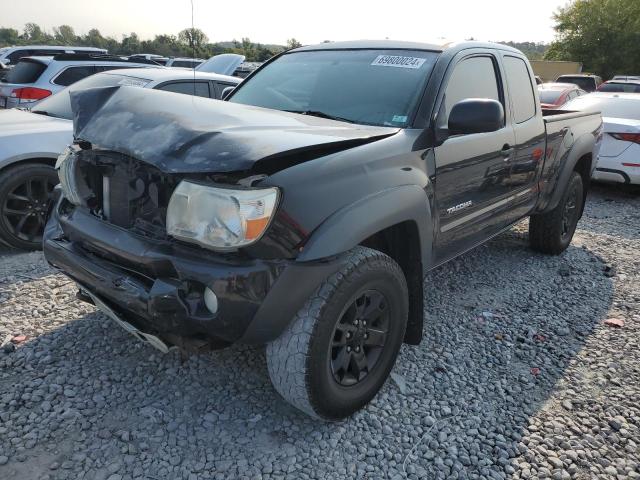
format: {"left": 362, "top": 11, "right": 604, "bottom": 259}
{"left": 0, "top": 28, "right": 20, "bottom": 45}
{"left": 22, "top": 22, "right": 46, "bottom": 42}
{"left": 286, "top": 38, "right": 302, "bottom": 49}
{"left": 121, "top": 32, "right": 141, "bottom": 54}
{"left": 82, "top": 28, "right": 107, "bottom": 49}
{"left": 545, "top": 0, "right": 640, "bottom": 79}
{"left": 53, "top": 24, "right": 76, "bottom": 45}
{"left": 178, "top": 27, "right": 208, "bottom": 56}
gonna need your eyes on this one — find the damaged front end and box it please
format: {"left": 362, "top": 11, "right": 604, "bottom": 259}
{"left": 43, "top": 85, "right": 390, "bottom": 350}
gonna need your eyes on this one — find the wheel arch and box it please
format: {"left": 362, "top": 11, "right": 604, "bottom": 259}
{"left": 0, "top": 155, "right": 57, "bottom": 172}
{"left": 537, "top": 133, "right": 595, "bottom": 214}
{"left": 296, "top": 184, "right": 433, "bottom": 345}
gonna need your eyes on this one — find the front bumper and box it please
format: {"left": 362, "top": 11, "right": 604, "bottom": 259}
{"left": 44, "top": 193, "right": 344, "bottom": 345}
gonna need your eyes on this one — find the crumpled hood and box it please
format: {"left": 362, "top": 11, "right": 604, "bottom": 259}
{"left": 70, "top": 86, "right": 399, "bottom": 173}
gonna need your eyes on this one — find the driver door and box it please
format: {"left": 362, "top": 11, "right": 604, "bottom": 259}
{"left": 432, "top": 52, "right": 516, "bottom": 264}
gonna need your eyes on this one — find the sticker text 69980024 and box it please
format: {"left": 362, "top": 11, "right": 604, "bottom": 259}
{"left": 371, "top": 55, "right": 427, "bottom": 69}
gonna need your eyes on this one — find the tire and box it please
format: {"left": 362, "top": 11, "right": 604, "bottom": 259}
{"left": 266, "top": 246, "right": 408, "bottom": 420}
{"left": 0, "top": 163, "right": 58, "bottom": 250}
{"left": 529, "top": 171, "right": 584, "bottom": 255}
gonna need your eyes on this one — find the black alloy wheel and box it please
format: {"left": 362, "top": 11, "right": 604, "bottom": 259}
{"left": 0, "top": 164, "right": 58, "bottom": 250}
{"left": 330, "top": 289, "right": 390, "bottom": 386}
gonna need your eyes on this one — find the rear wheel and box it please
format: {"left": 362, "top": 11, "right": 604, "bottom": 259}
{"left": 0, "top": 163, "right": 58, "bottom": 250}
{"left": 529, "top": 171, "right": 584, "bottom": 255}
{"left": 266, "top": 246, "right": 408, "bottom": 420}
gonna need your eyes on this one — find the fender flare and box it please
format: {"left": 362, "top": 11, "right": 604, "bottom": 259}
{"left": 296, "top": 184, "right": 433, "bottom": 273}
{"left": 539, "top": 132, "right": 594, "bottom": 214}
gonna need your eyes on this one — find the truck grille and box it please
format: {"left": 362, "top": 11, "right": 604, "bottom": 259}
{"left": 75, "top": 151, "right": 179, "bottom": 239}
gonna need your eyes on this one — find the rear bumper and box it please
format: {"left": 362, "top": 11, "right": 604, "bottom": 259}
{"left": 44, "top": 191, "right": 344, "bottom": 345}
{"left": 594, "top": 155, "right": 640, "bottom": 185}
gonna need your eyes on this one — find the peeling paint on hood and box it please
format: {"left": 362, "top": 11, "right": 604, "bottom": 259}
{"left": 70, "top": 86, "right": 399, "bottom": 174}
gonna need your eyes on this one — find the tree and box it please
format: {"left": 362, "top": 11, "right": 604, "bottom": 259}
{"left": 23, "top": 22, "right": 46, "bottom": 42}
{"left": 121, "top": 32, "right": 141, "bottom": 54}
{"left": 545, "top": 0, "right": 640, "bottom": 79}
{"left": 286, "top": 38, "right": 302, "bottom": 49}
{"left": 0, "top": 28, "right": 20, "bottom": 46}
{"left": 178, "top": 27, "right": 208, "bottom": 56}
{"left": 53, "top": 25, "right": 76, "bottom": 45}
{"left": 82, "top": 28, "right": 107, "bottom": 49}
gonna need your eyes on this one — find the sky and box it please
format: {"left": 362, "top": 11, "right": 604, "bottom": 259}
{"left": 1, "top": 0, "right": 570, "bottom": 45}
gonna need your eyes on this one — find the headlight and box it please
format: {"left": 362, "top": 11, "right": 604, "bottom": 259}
{"left": 166, "top": 181, "right": 279, "bottom": 251}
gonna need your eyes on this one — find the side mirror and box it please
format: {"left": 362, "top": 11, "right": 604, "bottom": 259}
{"left": 448, "top": 98, "right": 504, "bottom": 136}
{"left": 221, "top": 86, "right": 235, "bottom": 100}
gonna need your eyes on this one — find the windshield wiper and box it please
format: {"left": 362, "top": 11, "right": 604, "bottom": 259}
{"left": 31, "top": 110, "right": 50, "bottom": 116}
{"left": 284, "top": 110, "right": 356, "bottom": 124}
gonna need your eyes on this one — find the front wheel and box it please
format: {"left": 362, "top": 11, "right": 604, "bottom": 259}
{"left": 529, "top": 171, "right": 584, "bottom": 255}
{"left": 266, "top": 246, "right": 408, "bottom": 420}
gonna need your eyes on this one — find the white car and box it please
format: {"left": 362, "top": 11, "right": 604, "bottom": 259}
{"left": 564, "top": 92, "right": 640, "bottom": 185}
{"left": 0, "top": 67, "right": 241, "bottom": 250}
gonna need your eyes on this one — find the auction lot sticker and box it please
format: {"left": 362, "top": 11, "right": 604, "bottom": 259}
{"left": 371, "top": 55, "right": 427, "bottom": 69}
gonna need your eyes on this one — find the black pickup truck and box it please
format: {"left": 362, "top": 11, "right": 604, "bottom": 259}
{"left": 44, "top": 41, "right": 602, "bottom": 420}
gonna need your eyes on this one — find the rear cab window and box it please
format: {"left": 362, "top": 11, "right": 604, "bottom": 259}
{"left": 2, "top": 59, "right": 47, "bottom": 84}
{"left": 503, "top": 56, "right": 536, "bottom": 122}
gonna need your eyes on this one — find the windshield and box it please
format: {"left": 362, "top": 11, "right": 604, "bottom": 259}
{"left": 539, "top": 90, "right": 564, "bottom": 104}
{"left": 229, "top": 49, "right": 439, "bottom": 127}
{"left": 31, "top": 72, "right": 151, "bottom": 119}
{"left": 564, "top": 95, "right": 640, "bottom": 120}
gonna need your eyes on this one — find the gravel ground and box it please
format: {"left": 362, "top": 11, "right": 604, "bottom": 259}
{"left": 0, "top": 183, "right": 638, "bottom": 480}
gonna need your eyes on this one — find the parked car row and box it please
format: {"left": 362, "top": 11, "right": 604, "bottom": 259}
{"left": 0, "top": 56, "right": 243, "bottom": 249}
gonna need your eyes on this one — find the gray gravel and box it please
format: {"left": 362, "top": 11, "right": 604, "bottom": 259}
{"left": 1, "top": 184, "right": 639, "bottom": 480}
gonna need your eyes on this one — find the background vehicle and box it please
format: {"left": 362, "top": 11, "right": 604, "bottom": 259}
{"left": 45, "top": 41, "right": 601, "bottom": 420}
{"left": 538, "top": 82, "right": 586, "bottom": 108}
{"left": 0, "top": 54, "right": 157, "bottom": 109}
{"left": 0, "top": 68, "right": 241, "bottom": 249}
{"left": 129, "top": 53, "right": 169, "bottom": 65}
{"left": 0, "top": 45, "right": 107, "bottom": 67}
{"left": 597, "top": 80, "right": 640, "bottom": 93}
{"left": 530, "top": 59, "right": 582, "bottom": 83}
{"left": 556, "top": 74, "right": 603, "bottom": 92}
{"left": 196, "top": 53, "right": 245, "bottom": 76}
{"left": 166, "top": 57, "right": 204, "bottom": 68}
{"left": 612, "top": 75, "right": 640, "bottom": 81}
{"left": 564, "top": 92, "right": 640, "bottom": 185}
{"left": 534, "top": 75, "right": 542, "bottom": 85}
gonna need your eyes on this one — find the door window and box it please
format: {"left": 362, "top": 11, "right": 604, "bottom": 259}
{"left": 439, "top": 56, "right": 502, "bottom": 128}
{"left": 53, "top": 65, "right": 97, "bottom": 86}
{"left": 156, "top": 81, "right": 210, "bottom": 98}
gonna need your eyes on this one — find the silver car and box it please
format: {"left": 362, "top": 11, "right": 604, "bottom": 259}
{"left": 0, "top": 67, "right": 241, "bottom": 249}
{"left": 0, "top": 54, "right": 154, "bottom": 109}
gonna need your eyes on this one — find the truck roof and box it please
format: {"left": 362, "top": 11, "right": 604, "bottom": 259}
{"left": 291, "top": 40, "right": 523, "bottom": 55}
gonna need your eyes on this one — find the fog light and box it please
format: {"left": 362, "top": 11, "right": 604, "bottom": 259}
{"left": 204, "top": 287, "right": 218, "bottom": 314}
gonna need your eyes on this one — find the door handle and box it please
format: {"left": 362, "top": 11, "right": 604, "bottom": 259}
{"left": 501, "top": 144, "right": 514, "bottom": 160}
